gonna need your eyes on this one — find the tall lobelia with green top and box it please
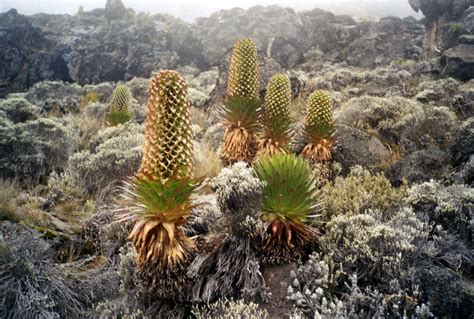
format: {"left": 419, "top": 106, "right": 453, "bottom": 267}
{"left": 123, "top": 70, "right": 198, "bottom": 270}
{"left": 257, "top": 74, "right": 293, "bottom": 157}
{"left": 105, "top": 84, "right": 133, "bottom": 125}
{"left": 301, "top": 90, "right": 336, "bottom": 162}
{"left": 219, "top": 38, "right": 261, "bottom": 165}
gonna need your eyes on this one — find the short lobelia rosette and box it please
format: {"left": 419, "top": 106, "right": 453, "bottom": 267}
{"left": 253, "top": 153, "right": 321, "bottom": 262}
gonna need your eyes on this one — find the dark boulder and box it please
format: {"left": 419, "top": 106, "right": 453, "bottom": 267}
{"left": 451, "top": 118, "right": 474, "bottom": 165}
{"left": 387, "top": 149, "right": 452, "bottom": 186}
{"left": 441, "top": 44, "right": 474, "bottom": 81}
{"left": 332, "top": 125, "right": 391, "bottom": 175}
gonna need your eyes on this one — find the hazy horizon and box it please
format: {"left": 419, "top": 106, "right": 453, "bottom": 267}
{"left": 1, "top": 0, "right": 422, "bottom": 22}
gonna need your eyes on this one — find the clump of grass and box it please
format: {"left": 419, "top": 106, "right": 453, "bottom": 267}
{"left": 449, "top": 23, "right": 463, "bottom": 34}
{"left": 190, "top": 106, "right": 209, "bottom": 131}
{"left": 0, "top": 179, "right": 20, "bottom": 222}
{"left": 392, "top": 58, "right": 407, "bottom": 66}
{"left": 67, "top": 114, "right": 103, "bottom": 151}
{"left": 80, "top": 91, "right": 99, "bottom": 110}
{"left": 193, "top": 299, "right": 269, "bottom": 319}
{"left": 54, "top": 199, "right": 96, "bottom": 231}
{"left": 290, "top": 95, "right": 306, "bottom": 124}
{"left": 194, "top": 142, "right": 222, "bottom": 179}
{"left": 16, "top": 197, "right": 50, "bottom": 228}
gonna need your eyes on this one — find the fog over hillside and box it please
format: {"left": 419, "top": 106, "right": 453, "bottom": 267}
{"left": 1, "top": 0, "right": 422, "bottom": 21}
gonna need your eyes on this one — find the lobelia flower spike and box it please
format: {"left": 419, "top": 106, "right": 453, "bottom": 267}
{"left": 219, "top": 37, "right": 261, "bottom": 165}
{"left": 301, "top": 90, "right": 336, "bottom": 162}
{"left": 105, "top": 84, "right": 133, "bottom": 125}
{"left": 226, "top": 38, "right": 260, "bottom": 99}
{"left": 125, "top": 70, "right": 198, "bottom": 270}
{"left": 257, "top": 74, "right": 293, "bottom": 157}
{"left": 138, "top": 70, "right": 193, "bottom": 181}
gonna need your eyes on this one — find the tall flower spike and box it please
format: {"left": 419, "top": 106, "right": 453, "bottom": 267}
{"left": 227, "top": 38, "right": 260, "bottom": 99}
{"left": 110, "top": 84, "right": 131, "bottom": 112}
{"left": 106, "top": 84, "right": 133, "bottom": 125}
{"left": 220, "top": 38, "right": 262, "bottom": 165}
{"left": 301, "top": 91, "right": 336, "bottom": 162}
{"left": 125, "top": 70, "right": 196, "bottom": 269}
{"left": 138, "top": 70, "right": 194, "bottom": 182}
{"left": 257, "top": 74, "right": 293, "bottom": 157}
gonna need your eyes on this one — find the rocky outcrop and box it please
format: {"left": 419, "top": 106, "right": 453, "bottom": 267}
{"left": 409, "top": 0, "right": 471, "bottom": 57}
{"left": 299, "top": 9, "right": 360, "bottom": 62}
{"left": 409, "top": 1, "right": 474, "bottom": 80}
{"left": 436, "top": 3, "right": 474, "bottom": 80}
{"left": 0, "top": 2, "right": 427, "bottom": 96}
{"left": 0, "top": 3, "right": 207, "bottom": 96}
{"left": 29, "top": 11, "right": 207, "bottom": 85}
{"left": 197, "top": 6, "right": 423, "bottom": 68}
{"left": 0, "top": 9, "right": 71, "bottom": 96}
{"left": 441, "top": 44, "right": 474, "bottom": 80}
{"left": 196, "top": 6, "right": 305, "bottom": 68}
{"left": 104, "top": 0, "right": 130, "bottom": 20}
{"left": 345, "top": 16, "right": 424, "bottom": 67}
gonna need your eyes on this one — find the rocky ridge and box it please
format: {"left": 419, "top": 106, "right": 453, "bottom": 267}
{"left": 0, "top": 1, "right": 435, "bottom": 96}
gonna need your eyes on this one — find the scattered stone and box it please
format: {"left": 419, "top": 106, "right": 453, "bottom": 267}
{"left": 387, "top": 149, "right": 452, "bottom": 186}
{"left": 332, "top": 125, "right": 391, "bottom": 175}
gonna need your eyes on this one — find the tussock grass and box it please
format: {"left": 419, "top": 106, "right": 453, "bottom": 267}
{"left": 0, "top": 179, "right": 20, "bottom": 222}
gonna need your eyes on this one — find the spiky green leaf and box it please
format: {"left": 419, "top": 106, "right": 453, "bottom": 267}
{"left": 105, "top": 110, "right": 133, "bottom": 126}
{"left": 125, "top": 178, "right": 201, "bottom": 222}
{"left": 254, "top": 154, "right": 321, "bottom": 223}
{"left": 218, "top": 96, "right": 262, "bottom": 132}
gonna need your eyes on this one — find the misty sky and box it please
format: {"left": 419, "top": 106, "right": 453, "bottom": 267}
{"left": 0, "top": 0, "right": 422, "bottom": 21}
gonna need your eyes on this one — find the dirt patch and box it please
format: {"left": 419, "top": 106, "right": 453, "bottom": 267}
{"left": 261, "top": 263, "right": 297, "bottom": 318}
